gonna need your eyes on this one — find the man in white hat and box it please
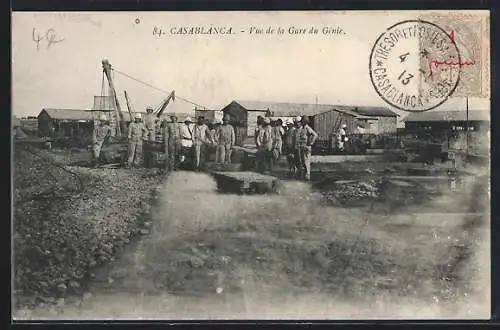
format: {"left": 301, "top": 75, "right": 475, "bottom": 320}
{"left": 336, "top": 123, "right": 348, "bottom": 152}
{"left": 144, "top": 106, "right": 156, "bottom": 142}
{"left": 216, "top": 114, "right": 235, "bottom": 164}
{"left": 179, "top": 116, "right": 195, "bottom": 166}
{"left": 127, "top": 113, "right": 146, "bottom": 168}
{"left": 91, "top": 114, "right": 112, "bottom": 167}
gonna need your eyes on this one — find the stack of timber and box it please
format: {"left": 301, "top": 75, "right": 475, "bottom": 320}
{"left": 212, "top": 171, "right": 281, "bottom": 195}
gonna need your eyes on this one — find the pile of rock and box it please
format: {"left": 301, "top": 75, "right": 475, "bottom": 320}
{"left": 321, "top": 179, "right": 379, "bottom": 206}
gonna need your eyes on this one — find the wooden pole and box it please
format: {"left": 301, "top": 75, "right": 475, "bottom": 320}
{"left": 466, "top": 96, "right": 469, "bottom": 154}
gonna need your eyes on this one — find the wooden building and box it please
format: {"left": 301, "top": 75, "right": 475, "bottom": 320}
{"left": 404, "top": 109, "right": 490, "bottom": 155}
{"left": 194, "top": 108, "right": 223, "bottom": 123}
{"left": 38, "top": 109, "right": 96, "bottom": 139}
{"left": 220, "top": 100, "right": 398, "bottom": 144}
{"left": 221, "top": 101, "right": 268, "bottom": 145}
{"left": 313, "top": 107, "right": 372, "bottom": 140}
{"left": 350, "top": 106, "right": 399, "bottom": 134}
{"left": 37, "top": 108, "right": 151, "bottom": 146}
{"left": 221, "top": 100, "right": 340, "bottom": 145}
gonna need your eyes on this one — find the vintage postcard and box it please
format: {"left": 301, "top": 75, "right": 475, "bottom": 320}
{"left": 11, "top": 10, "right": 490, "bottom": 320}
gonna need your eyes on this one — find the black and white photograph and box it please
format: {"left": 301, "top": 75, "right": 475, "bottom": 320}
{"left": 11, "top": 11, "right": 490, "bottom": 320}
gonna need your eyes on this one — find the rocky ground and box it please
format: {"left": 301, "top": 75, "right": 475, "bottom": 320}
{"left": 12, "top": 146, "right": 163, "bottom": 309}
{"left": 13, "top": 164, "right": 490, "bottom": 320}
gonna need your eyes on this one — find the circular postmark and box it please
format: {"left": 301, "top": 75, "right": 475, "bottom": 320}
{"left": 369, "top": 20, "right": 461, "bottom": 112}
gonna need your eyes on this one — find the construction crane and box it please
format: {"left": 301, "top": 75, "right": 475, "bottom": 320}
{"left": 102, "top": 59, "right": 127, "bottom": 136}
{"left": 154, "top": 91, "right": 176, "bottom": 118}
{"left": 123, "top": 90, "right": 135, "bottom": 120}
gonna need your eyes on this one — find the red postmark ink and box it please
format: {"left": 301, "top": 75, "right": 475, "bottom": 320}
{"left": 425, "top": 30, "right": 475, "bottom": 78}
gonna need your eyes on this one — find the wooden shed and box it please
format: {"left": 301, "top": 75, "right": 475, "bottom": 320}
{"left": 221, "top": 100, "right": 337, "bottom": 144}
{"left": 38, "top": 109, "right": 96, "bottom": 139}
{"left": 313, "top": 107, "right": 375, "bottom": 140}
{"left": 351, "top": 106, "right": 399, "bottom": 134}
{"left": 404, "top": 108, "right": 490, "bottom": 155}
{"left": 221, "top": 100, "right": 399, "bottom": 145}
{"left": 221, "top": 101, "right": 267, "bottom": 137}
{"left": 194, "top": 108, "right": 224, "bottom": 123}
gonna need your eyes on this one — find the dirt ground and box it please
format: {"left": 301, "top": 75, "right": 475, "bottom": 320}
{"left": 13, "top": 167, "right": 490, "bottom": 320}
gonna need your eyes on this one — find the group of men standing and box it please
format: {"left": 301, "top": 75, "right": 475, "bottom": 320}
{"left": 90, "top": 108, "right": 157, "bottom": 168}
{"left": 90, "top": 106, "right": 236, "bottom": 171}
{"left": 162, "top": 114, "right": 235, "bottom": 171}
{"left": 90, "top": 106, "right": 319, "bottom": 180}
{"left": 254, "top": 115, "right": 318, "bottom": 181}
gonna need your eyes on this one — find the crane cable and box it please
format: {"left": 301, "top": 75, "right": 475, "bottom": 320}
{"left": 110, "top": 67, "right": 209, "bottom": 110}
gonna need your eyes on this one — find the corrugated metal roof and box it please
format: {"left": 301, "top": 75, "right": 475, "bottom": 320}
{"left": 39, "top": 108, "right": 152, "bottom": 121}
{"left": 40, "top": 109, "right": 94, "bottom": 120}
{"left": 404, "top": 110, "right": 490, "bottom": 122}
{"left": 231, "top": 100, "right": 397, "bottom": 118}
{"left": 233, "top": 100, "right": 334, "bottom": 116}
{"left": 350, "top": 106, "right": 399, "bottom": 117}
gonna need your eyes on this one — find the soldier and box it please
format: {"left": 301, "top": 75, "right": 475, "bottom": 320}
{"left": 216, "top": 115, "right": 235, "bottom": 164}
{"left": 208, "top": 118, "right": 220, "bottom": 162}
{"left": 284, "top": 119, "right": 297, "bottom": 177}
{"left": 295, "top": 116, "right": 318, "bottom": 181}
{"left": 254, "top": 115, "right": 264, "bottom": 148}
{"left": 144, "top": 106, "right": 156, "bottom": 141}
{"left": 143, "top": 107, "right": 157, "bottom": 168}
{"left": 127, "top": 113, "right": 147, "bottom": 168}
{"left": 256, "top": 117, "right": 273, "bottom": 173}
{"left": 91, "top": 114, "right": 112, "bottom": 167}
{"left": 164, "top": 115, "right": 182, "bottom": 172}
{"left": 179, "top": 117, "right": 195, "bottom": 165}
{"left": 208, "top": 118, "right": 220, "bottom": 146}
{"left": 193, "top": 116, "right": 210, "bottom": 170}
{"left": 336, "top": 123, "right": 348, "bottom": 152}
{"left": 271, "top": 118, "right": 284, "bottom": 167}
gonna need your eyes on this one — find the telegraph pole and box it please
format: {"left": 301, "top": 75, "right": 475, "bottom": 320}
{"left": 466, "top": 96, "right": 469, "bottom": 154}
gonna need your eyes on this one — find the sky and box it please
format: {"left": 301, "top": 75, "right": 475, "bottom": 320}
{"left": 12, "top": 11, "right": 490, "bottom": 119}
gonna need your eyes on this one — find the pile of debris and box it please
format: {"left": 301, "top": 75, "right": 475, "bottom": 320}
{"left": 13, "top": 147, "right": 162, "bottom": 307}
{"left": 321, "top": 179, "right": 380, "bottom": 206}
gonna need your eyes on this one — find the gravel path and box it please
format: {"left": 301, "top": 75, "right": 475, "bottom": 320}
{"left": 14, "top": 171, "right": 490, "bottom": 320}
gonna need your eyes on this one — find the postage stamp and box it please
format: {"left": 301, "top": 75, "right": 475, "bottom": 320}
{"left": 369, "top": 20, "right": 461, "bottom": 112}
{"left": 419, "top": 12, "right": 490, "bottom": 99}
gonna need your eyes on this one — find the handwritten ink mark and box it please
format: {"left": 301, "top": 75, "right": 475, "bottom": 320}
{"left": 32, "top": 28, "right": 65, "bottom": 51}
{"left": 32, "top": 28, "right": 43, "bottom": 50}
{"left": 431, "top": 59, "right": 475, "bottom": 69}
{"left": 46, "top": 28, "right": 65, "bottom": 49}
{"left": 426, "top": 59, "right": 475, "bottom": 79}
